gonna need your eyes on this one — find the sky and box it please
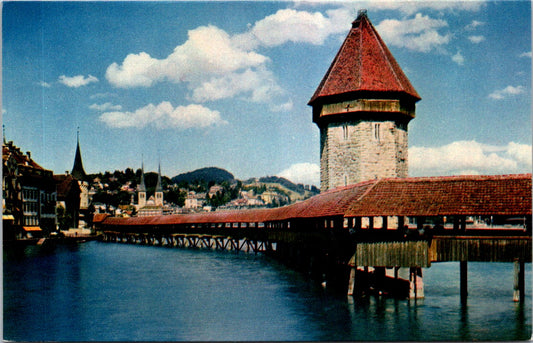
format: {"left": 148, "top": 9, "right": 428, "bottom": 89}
{"left": 2, "top": 0, "right": 531, "bottom": 186}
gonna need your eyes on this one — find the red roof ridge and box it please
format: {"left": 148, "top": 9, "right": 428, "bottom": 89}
{"left": 380, "top": 173, "right": 532, "bottom": 184}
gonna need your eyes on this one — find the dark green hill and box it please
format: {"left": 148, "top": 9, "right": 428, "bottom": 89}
{"left": 171, "top": 167, "right": 234, "bottom": 184}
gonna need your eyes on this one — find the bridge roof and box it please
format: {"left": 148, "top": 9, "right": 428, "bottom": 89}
{"left": 100, "top": 174, "right": 531, "bottom": 228}
{"left": 344, "top": 174, "right": 532, "bottom": 217}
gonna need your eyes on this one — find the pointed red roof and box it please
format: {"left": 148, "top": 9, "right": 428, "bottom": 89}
{"left": 309, "top": 11, "right": 420, "bottom": 105}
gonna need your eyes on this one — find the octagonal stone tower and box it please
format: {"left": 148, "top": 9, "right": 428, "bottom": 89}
{"left": 309, "top": 10, "right": 421, "bottom": 192}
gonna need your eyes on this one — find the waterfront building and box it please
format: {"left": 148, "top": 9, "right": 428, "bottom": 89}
{"left": 2, "top": 141, "right": 57, "bottom": 239}
{"left": 308, "top": 10, "right": 421, "bottom": 192}
{"left": 54, "top": 173, "right": 81, "bottom": 230}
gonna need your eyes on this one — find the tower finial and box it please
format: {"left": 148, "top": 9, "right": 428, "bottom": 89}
{"left": 2, "top": 124, "right": 6, "bottom": 144}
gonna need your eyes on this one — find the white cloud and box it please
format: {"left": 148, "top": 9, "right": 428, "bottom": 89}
{"left": 376, "top": 13, "right": 450, "bottom": 52}
{"left": 465, "top": 20, "right": 485, "bottom": 30}
{"left": 519, "top": 51, "right": 532, "bottom": 58}
{"left": 99, "top": 102, "right": 227, "bottom": 130}
{"left": 39, "top": 81, "right": 51, "bottom": 88}
{"left": 452, "top": 50, "right": 465, "bottom": 65}
{"left": 58, "top": 74, "right": 98, "bottom": 87}
{"left": 106, "top": 25, "right": 268, "bottom": 88}
{"left": 105, "top": 8, "right": 353, "bottom": 104}
{"left": 468, "top": 35, "right": 485, "bottom": 44}
{"left": 234, "top": 8, "right": 350, "bottom": 50}
{"left": 488, "top": 85, "right": 525, "bottom": 100}
{"left": 89, "top": 102, "right": 123, "bottom": 111}
{"left": 277, "top": 162, "right": 320, "bottom": 186}
{"left": 190, "top": 67, "right": 283, "bottom": 104}
{"left": 361, "top": 0, "right": 484, "bottom": 15}
{"left": 410, "top": 140, "right": 532, "bottom": 176}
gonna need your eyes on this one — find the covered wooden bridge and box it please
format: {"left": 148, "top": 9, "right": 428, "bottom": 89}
{"left": 97, "top": 174, "right": 531, "bottom": 300}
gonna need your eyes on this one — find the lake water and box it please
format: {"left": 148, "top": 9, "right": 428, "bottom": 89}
{"left": 3, "top": 241, "right": 531, "bottom": 341}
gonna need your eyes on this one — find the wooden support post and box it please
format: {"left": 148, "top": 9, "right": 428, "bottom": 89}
{"left": 382, "top": 216, "right": 388, "bottom": 230}
{"left": 368, "top": 217, "right": 374, "bottom": 230}
{"left": 513, "top": 258, "right": 525, "bottom": 302}
{"left": 417, "top": 216, "right": 425, "bottom": 231}
{"left": 460, "top": 261, "right": 468, "bottom": 304}
{"left": 397, "top": 216, "right": 404, "bottom": 230}
{"left": 409, "top": 267, "right": 424, "bottom": 299}
{"left": 347, "top": 267, "right": 356, "bottom": 296}
{"left": 354, "top": 217, "right": 361, "bottom": 231}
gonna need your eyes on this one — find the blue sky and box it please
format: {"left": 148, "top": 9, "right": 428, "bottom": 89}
{"left": 3, "top": 1, "right": 531, "bottom": 186}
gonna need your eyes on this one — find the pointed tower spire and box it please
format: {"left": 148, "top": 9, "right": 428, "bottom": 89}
{"left": 71, "top": 128, "right": 87, "bottom": 180}
{"left": 138, "top": 159, "right": 146, "bottom": 192}
{"left": 154, "top": 157, "right": 163, "bottom": 206}
{"left": 138, "top": 157, "right": 147, "bottom": 208}
{"left": 309, "top": 9, "right": 420, "bottom": 117}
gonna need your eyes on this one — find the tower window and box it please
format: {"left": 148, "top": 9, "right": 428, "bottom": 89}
{"left": 342, "top": 124, "right": 349, "bottom": 140}
{"left": 374, "top": 123, "right": 380, "bottom": 142}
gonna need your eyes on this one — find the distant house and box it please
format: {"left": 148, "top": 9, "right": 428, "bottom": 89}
{"left": 184, "top": 191, "right": 206, "bottom": 210}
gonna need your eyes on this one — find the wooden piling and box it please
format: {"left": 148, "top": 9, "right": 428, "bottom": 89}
{"left": 513, "top": 258, "right": 525, "bottom": 302}
{"left": 460, "top": 261, "right": 468, "bottom": 304}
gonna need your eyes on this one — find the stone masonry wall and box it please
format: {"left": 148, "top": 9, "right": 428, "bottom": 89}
{"left": 320, "top": 120, "right": 408, "bottom": 191}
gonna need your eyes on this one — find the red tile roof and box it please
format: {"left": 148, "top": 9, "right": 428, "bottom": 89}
{"left": 345, "top": 174, "right": 532, "bottom": 217}
{"left": 308, "top": 11, "right": 420, "bottom": 106}
{"left": 101, "top": 174, "right": 531, "bottom": 228}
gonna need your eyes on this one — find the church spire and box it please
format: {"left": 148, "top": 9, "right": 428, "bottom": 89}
{"left": 155, "top": 159, "right": 162, "bottom": 192}
{"left": 138, "top": 158, "right": 146, "bottom": 192}
{"left": 138, "top": 158, "right": 147, "bottom": 208}
{"left": 154, "top": 158, "right": 163, "bottom": 206}
{"left": 71, "top": 128, "right": 87, "bottom": 180}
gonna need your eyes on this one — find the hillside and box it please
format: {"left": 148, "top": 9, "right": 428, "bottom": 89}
{"left": 171, "top": 167, "right": 235, "bottom": 184}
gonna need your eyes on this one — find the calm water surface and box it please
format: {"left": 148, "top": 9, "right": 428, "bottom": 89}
{"left": 3, "top": 241, "right": 531, "bottom": 341}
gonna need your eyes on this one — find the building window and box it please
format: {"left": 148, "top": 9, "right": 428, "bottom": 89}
{"left": 374, "top": 123, "right": 380, "bottom": 142}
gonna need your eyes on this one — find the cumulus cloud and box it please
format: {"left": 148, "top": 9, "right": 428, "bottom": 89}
{"left": 277, "top": 162, "right": 320, "bottom": 186}
{"left": 89, "top": 102, "right": 123, "bottom": 111}
{"left": 410, "top": 140, "right": 532, "bottom": 176}
{"left": 99, "top": 102, "right": 227, "bottom": 130}
{"left": 234, "top": 8, "right": 350, "bottom": 50}
{"left": 376, "top": 13, "right": 450, "bottom": 52}
{"left": 468, "top": 35, "right": 485, "bottom": 44}
{"left": 105, "top": 7, "right": 353, "bottom": 104}
{"left": 519, "top": 51, "right": 532, "bottom": 58}
{"left": 452, "top": 50, "right": 465, "bottom": 65}
{"left": 58, "top": 74, "right": 98, "bottom": 87}
{"left": 106, "top": 25, "right": 267, "bottom": 88}
{"left": 488, "top": 85, "right": 526, "bottom": 100}
{"left": 39, "top": 81, "right": 51, "bottom": 88}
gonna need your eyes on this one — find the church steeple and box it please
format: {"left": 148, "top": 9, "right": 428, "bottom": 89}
{"left": 138, "top": 159, "right": 147, "bottom": 208}
{"left": 71, "top": 128, "right": 87, "bottom": 181}
{"left": 154, "top": 160, "right": 163, "bottom": 206}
